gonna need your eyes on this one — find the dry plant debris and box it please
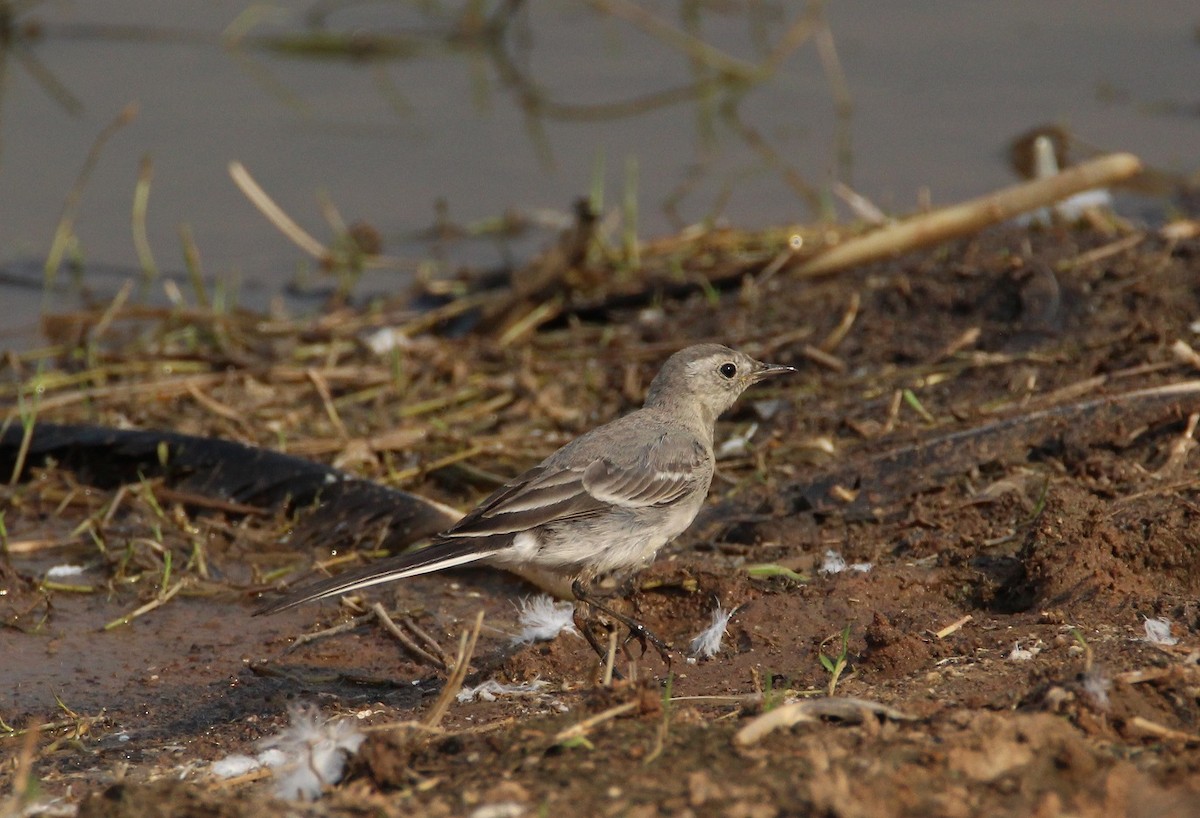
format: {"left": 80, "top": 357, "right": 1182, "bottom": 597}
{"left": 3, "top": 219, "right": 1200, "bottom": 816}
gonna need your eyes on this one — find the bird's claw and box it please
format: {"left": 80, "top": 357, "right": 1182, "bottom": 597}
{"left": 621, "top": 622, "right": 673, "bottom": 667}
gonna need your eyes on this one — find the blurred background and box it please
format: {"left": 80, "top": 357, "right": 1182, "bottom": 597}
{"left": 0, "top": 1, "right": 1197, "bottom": 344}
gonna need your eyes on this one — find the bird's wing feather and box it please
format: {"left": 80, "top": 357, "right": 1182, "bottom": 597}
{"left": 447, "top": 428, "right": 708, "bottom": 538}
{"left": 581, "top": 455, "right": 700, "bottom": 507}
{"left": 446, "top": 465, "right": 609, "bottom": 536}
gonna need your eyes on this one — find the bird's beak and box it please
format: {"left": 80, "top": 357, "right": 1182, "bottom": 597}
{"left": 751, "top": 361, "right": 796, "bottom": 382}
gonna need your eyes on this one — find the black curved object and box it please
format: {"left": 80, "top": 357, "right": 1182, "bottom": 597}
{"left": 0, "top": 422, "right": 462, "bottom": 554}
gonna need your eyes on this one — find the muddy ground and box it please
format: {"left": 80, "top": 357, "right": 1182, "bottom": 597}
{"left": 2, "top": 223, "right": 1200, "bottom": 816}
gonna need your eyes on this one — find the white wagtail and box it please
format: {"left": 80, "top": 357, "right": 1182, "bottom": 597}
{"left": 257, "top": 343, "right": 793, "bottom": 658}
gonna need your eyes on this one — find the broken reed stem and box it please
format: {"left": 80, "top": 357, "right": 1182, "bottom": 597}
{"left": 423, "top": 610, "right": 485, "bottom": 729}
{"left": 132, "top": 153, "right": 158, "bottom": 280}
{"left": 793, "top": 152, "right": 1144, "bottom": 279}
{"left": 228, "top": 161, "right": 328, "bottom": 260}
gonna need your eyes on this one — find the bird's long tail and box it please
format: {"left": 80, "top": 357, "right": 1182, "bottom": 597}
{"left": 254, "top": 539, "right": 499, "bottom": 615}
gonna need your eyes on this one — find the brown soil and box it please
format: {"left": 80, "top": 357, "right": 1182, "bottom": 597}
{"left": 3, "top": 224, "right": 1200, "bottom": 817}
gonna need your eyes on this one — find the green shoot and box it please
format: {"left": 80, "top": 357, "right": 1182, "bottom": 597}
{"left": 762, "top": 672, "right": 780, "bottom": 712}
{"left": 1070, "top": 627, "right": 1094, "bottom": 672}
{"left": 901, "top": 388, "right": 935, "bottom": 424}
{"left": 819, "top": 625, "right": 851, "bottom": 696}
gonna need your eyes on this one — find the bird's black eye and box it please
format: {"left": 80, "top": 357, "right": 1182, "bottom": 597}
{"left": 719, "top": 362, "right": 738, "bottom": 379}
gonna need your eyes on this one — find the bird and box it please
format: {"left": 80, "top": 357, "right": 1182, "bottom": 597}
{"left": 256, "top": 343, "right": 794, "bottom": 658}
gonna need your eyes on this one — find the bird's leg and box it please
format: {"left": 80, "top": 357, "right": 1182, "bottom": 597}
{"left": 571, "top": 579, "right": 672, "bottom": 666}
{"left": 572, "top": 605, "right": 619, "bottom": 667}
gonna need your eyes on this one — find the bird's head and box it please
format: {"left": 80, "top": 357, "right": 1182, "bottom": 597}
{"left": 644, "top": 343, "right": 794, "bottom": 422}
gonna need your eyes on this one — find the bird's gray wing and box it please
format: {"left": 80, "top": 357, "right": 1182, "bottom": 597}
{"left": 448, "top": 430, "right": 708, "bottom": 537}
{"left": 580, "top": 435, "right": 708, "bottom": 507}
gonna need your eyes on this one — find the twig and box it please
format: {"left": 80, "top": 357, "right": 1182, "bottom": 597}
{"left": 794, "top": 379, "right": 1200, "bottom": 514}
{"left": 1061, "top": 232, "right": 1145, "bottom": 270}
{"left": 933, "top": 615, "right": 973, "bottom": 639}
{"left": 90, "top": 279, "right": 135, "bottom": 344}
{"left": 1, "top": 717, "right": 41, "bottom": 812}
{"left": 553, "top": 701, "right": 638, "bottom": 745}
{"left": 370, "top": 603, "right": 447, "bottom": 671}
{"left": 103, "top": 579, "right": 186, "bottom": 630}
{"left": 306, "top": 368, "right": 349, "bottom": 441}
{"left": 819, "top": 292, "right": 860, "bottom": 353}
{"left": 228, "top": 161, "right": 328, "bottom": 260}
{"left": 793, "top": 153, "right": 1143, "bottom": 279}
{"left": 185, "top": 380, "right": 245, "bottom": 422}
{"left": 400, "top": 615, "right": 450, "bottom": 666}
{"left": 423, "top": 610, "right": 484, "bottom": 729}
{"left": 1125, "top": 716, "right": 1200, "bottom": 745}
{"left": 602, "top": 628, "right": 618, "bottom": 687}
{"left": 284, "top": 613, "right": 372, "bottom": 653}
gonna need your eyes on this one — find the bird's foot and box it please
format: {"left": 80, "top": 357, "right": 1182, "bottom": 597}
{"left": 571, "top": 579, "right": 674, "bottom": 671}
{"left": 621, "top": 621, "right": 672, "bottom": 667}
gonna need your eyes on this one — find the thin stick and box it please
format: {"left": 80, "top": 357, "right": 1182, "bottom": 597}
{"left": 132, "top": 153, "right": 158, "bottom": 279}
{"left": 228, "top": 161, "right": 328, "bottom": 260}
{"left": 7, "top": 410, "right": 37, "bottom": 489}
{"left": 400, "top": 615, "right": 450, "bottom": 666}
{"left": 553, "top": 701, "right": 638, "bottom": 745}
{"left": 933, "top": 614, "right": 973, "bottom": 639}
{"left": 819, "top": 292, "right": 860, "bottom": 353}
{"left": 103, "top": 578, "right": 186, "bottom": 630}
{"left": 793, "top": 153, "right": 1143, "bottom": 279}
{"left": 602, "top": 628, "right": 618, "bottom": 687}
{"left": 306, "top": 368, "right": 349, "bottom": 441}
{"left": 424, "top": 610, "right": 484, "bottom": 729}
{"left": 89, "top": 279, "right": 135, "bottom": 343}
{"left": 284, "top": 613, "right": 371, "bottom": 653}
{"left": 185, "top": 380, "right": 244, "bottom": 422}
{"left": 370, "top": 603, "right": 447, "bottom": 671}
